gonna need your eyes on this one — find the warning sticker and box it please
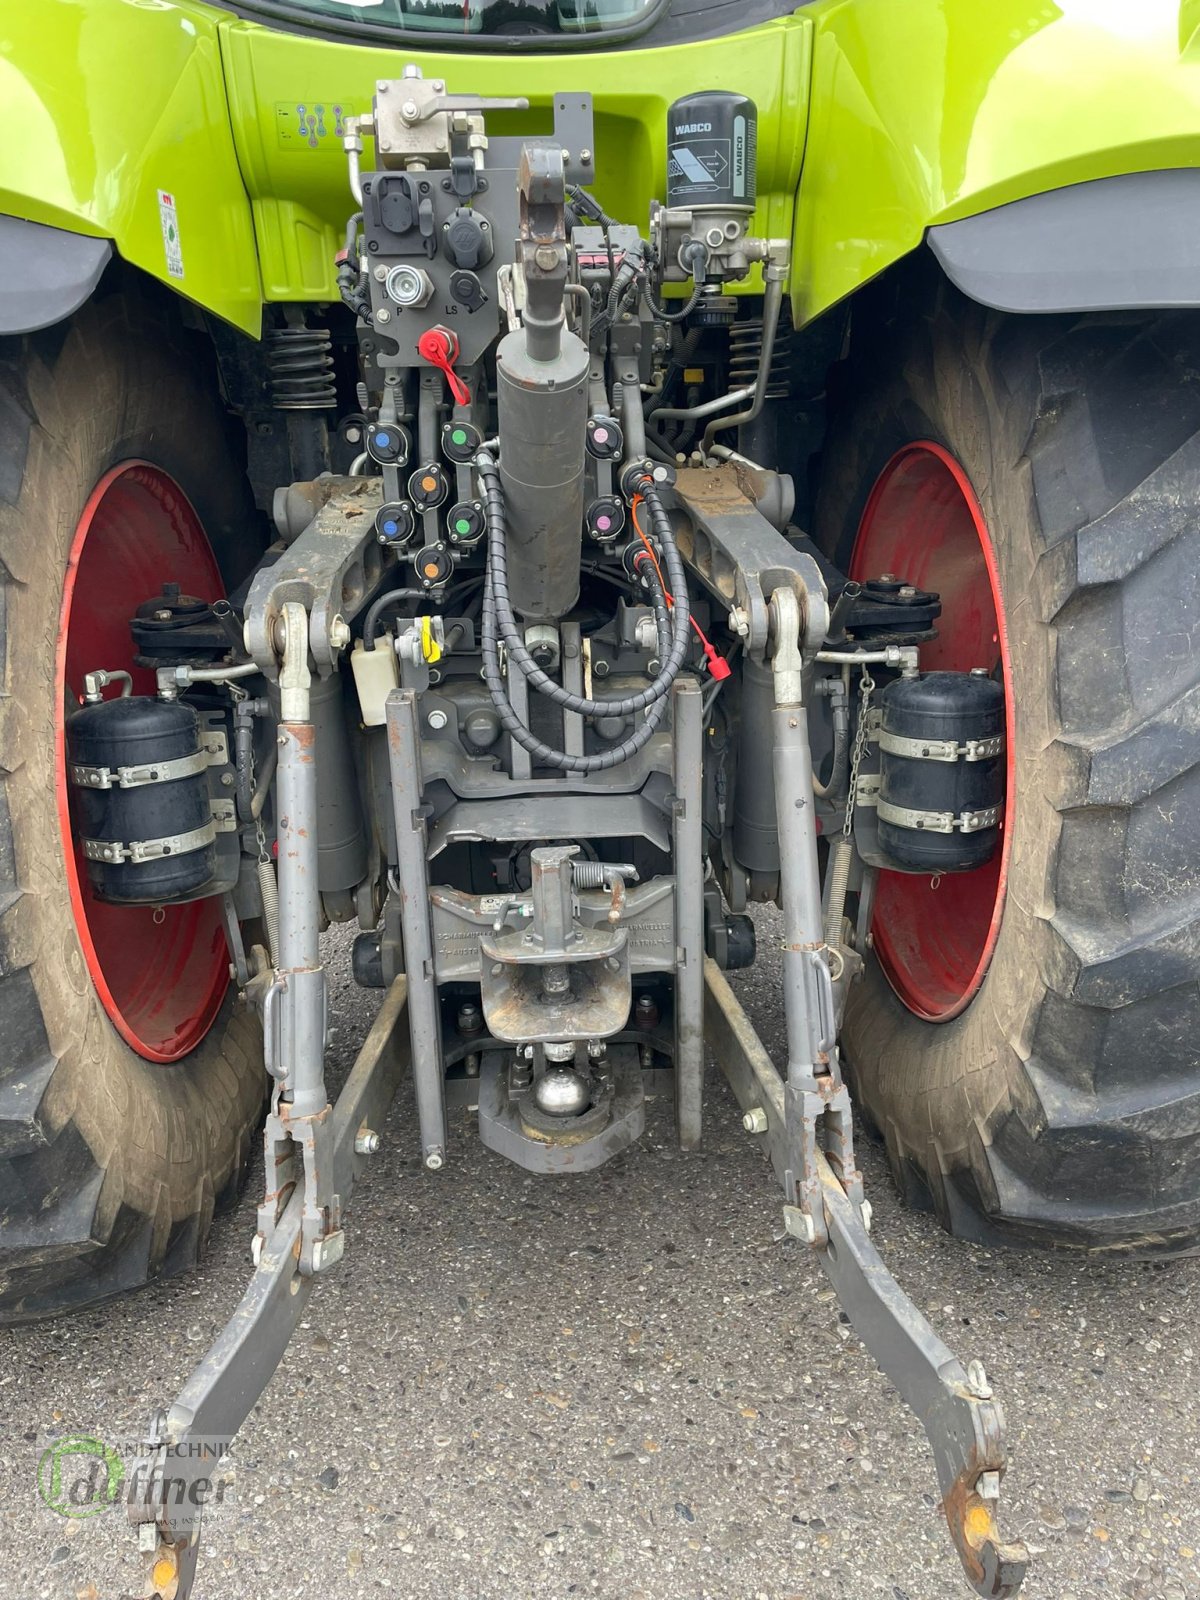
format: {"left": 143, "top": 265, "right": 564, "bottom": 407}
{"left": 158, "top": 190, "right": 184, "bottom": 280}
{"left": 667, "top": 137, "right": 731, "bottom": 198}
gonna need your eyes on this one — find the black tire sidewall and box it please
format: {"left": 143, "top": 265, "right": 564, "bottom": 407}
{"left": 812, "top": 276, "right": 1062, "bottom": 1228}
{"left": 0, "top": 292, "right": 263, "bottom": 1296}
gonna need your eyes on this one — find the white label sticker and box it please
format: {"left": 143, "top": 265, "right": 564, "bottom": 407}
{"left": 157, "top": 189, "right": 184, "bottom": 279}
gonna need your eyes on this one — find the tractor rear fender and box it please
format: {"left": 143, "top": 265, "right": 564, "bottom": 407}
{"left": 792, "top": 0, "right": 1200, "bottom": 327}
{"left": 926, "top": 170, "right": 1200, "bottom": 315}
{"left": 0, "top": 0, "right": 262, "bottom": 336}
{"left": 0, "top": 217, "right": 112, "bottom": 336}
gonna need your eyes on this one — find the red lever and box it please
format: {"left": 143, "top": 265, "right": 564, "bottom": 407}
{"left": 417, "top": 326, "right": 470, "bottom": 407}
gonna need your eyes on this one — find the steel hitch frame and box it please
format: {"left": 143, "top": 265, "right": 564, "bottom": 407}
{"left": 129, "top": 472, "right": 1025, "bottom": 1599}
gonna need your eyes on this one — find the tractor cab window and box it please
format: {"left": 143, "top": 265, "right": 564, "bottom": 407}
{"left": 237, "top": 0, "right": 663, "bottom": 39}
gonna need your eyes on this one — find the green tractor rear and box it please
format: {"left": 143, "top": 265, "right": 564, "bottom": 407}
{"left": 2, "top": 1, "right": 1198, "bottom": 1594}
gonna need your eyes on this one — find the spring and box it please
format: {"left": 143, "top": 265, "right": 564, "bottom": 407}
{"left": 266, "top": 325, "right": 336, "bottom": 411}
{"left": 728, "top": 315, "right": 793, "bottom": 401}
{"left": 571, "top": 859, "right": 638, "bottom": 889}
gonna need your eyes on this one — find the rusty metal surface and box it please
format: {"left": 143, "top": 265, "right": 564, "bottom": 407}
{"left": 430, "top": 877, "right": 676, "bottom": 982}
{"left": 479, "top": 942, "right": 631, "bottom": 1042}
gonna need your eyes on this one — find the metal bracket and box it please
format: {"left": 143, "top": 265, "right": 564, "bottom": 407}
{"left": 669, "top": 465, "right": 829, "bottom": 656}
{"left": 877, "top": 729, "right": 1005, "bottom": 763}
{"left": 877, "top": 799, "right": 1004, "bottom": 834}
{"left": 81, "top": 819, "right": 215, "bottom": 865}
{"left": 69, "top": 748, "right": 209, "bottom": 790}
{"left": 478, "top": 844, "right": 631, "bottom": 1043}
{"left": 243, "top": 480, "right": 397, "bottom": 679}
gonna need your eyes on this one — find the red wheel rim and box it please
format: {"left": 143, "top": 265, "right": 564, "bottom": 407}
{"left": 850, "top": 442, "right": 1015, "bottom": 1022}
{"left": 55, "top": 463, "right": 230, "bottom": 1063}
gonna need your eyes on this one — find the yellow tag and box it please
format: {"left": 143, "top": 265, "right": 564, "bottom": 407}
{"left": 420, "top": 615, "right": 442, "bottom": 663}
{"left": 682, "top": 367, "right": 705, "bottom": 384}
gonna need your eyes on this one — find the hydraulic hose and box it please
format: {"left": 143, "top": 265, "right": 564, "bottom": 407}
{"left": 642, "top": 240, "right": 708, "bottom": 324}
{"left": 481, "top": 568, "right": 673, "bottom": 773}
{"left": 699, "top": 272, "right": 784, "bottom": 454}
{"left": 362, "top": 588, "right": 427, "bottom": 647}
{"left": 811, "top": 688, "right": 850, "bottom": 802}
{"left": 477, "top": 452, "right": 690, "bottom": 718}
{"left": 234, "top": 698, "right": 278, "bottom": 825}
{"left": 475, "top": 454, "right": 689, "bottom": 772}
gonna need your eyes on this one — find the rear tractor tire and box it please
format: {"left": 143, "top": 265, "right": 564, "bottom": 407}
{"left": 815, "top": 266, "right": 1200, "bottom": 1255}
{"left": 0, "top": 292, "right": 265, "bottom": 1321}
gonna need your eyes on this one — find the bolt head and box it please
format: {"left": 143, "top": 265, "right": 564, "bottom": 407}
{"left": 354, "top": 1128, "right": 381, "bottom": 1156}
{"left": 742, "top": 1106, "right": 768, "bottom": 1134}
{"left": 376, "top": 307, "right": 391, "bottom": 324}
{"left": 425, "top": 1148, "right": 445, "bottom": 1171}
{"left": 401, "top": 99, "right": 419, "bottom": 119}
{"left": 426, "top": 708, "right": 449, "bottom": 731}
{"left": 534, "top": 244, "right": 560, "bottom": 271}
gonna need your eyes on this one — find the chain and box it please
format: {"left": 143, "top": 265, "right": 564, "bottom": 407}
{"left": 843, "top": 666, "right": 875, "bottom": 842}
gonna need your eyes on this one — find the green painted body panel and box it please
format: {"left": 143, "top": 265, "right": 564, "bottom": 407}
{"left": 0, "top": 1, "right": 263, "bottom": 333}
{"left": 218, "top": 16, "right": 811, "bottom": 304}
{"left": 794, "top": 0, "right": 1200, "bottom": 323}
{"left": 3, "top": 0, "right": 1200, "bottom": 335}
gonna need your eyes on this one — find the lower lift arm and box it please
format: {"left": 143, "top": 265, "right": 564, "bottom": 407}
{"left": 707, "top": 585, "right": 1028, "bottom": 1599}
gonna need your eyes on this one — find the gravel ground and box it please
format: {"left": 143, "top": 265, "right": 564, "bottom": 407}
{"left": 1, "top": 918, "right": 1197, "bottom": 1600}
